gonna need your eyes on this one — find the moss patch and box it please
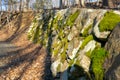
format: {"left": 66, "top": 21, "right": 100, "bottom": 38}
{"left": 86, "top": 50, "right": 92, "bottom": 58}
{"left": 99, "top": 11, "right": 120, "bottom": 32}
{"left": 80, "top": 35, "right": 93, "bottom": 49}
{"left": 82, "top": 24, "right": 92, "bottom": 37}
{"left": 66, "top": 10, "right": 80, "bottom": 27}
{"left": 91, "top": 48, "right": 108, "bottom": 80}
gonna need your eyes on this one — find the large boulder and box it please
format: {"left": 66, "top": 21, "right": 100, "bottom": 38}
{"left": 104, "top": 23, "right": 120, "bottom": 80}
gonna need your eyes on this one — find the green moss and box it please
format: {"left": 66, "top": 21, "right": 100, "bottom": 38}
{"left": 66, "top": 10, "right": 80, "bottom": 27}
{"left": 28, "top": 18, "right": 38, "bottom": 40}
{"left": 86, "top": 50, "right": 92, "bottom": 58}
{"left": 91, "top": 48, "right": 108, "bottom": 80}
{"left": 60, "top": 52, "right": 66, "bottom": 63}
{"left": 69, "top": 59, "right": 75, "bottom": 66}
{"left": 99, "top": 11, "right": 120, "bottom": 32}
{"left": 52, "top": 41, "right": 63, "bottom": 57}
{"left": 28, "top": 14, "right": 50, "bottom": 44}
{"left": 52, "top": 49, "right": 59, "bottom": 57}
{"left": 52, "top": 16, "right": 59, "bottom": 30}
{"left": 60, "top": 38, "right": 68, "bottom": 63}
{"left": 80, "top": 35, "right": 93, "bottom": 49}
{"left": 82, "top": 24, "right": 92, "bottom": 37}
{"left": 57, "top": 63, "right": 61, "bottom": 72}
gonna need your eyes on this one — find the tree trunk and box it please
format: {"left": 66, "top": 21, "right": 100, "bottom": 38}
{"left": 103, "top": 0, "right": 116, "bottom": 8}
{"left": 25, "top": 0, "right": 30, "bottom": 10}
{"left": 79, "top": 0, "right": 85, "bottom": 7}
{"left": 102, "top": 0, "right": 108, "bottom": 7}
{"left": 108, "top": 0, "right": 116, "bottom": 8}
{"left": 60, "top": 0, "right": 63, "bottom": 9}
{"left": 0, "top": 0, "right": 2, "bottom": 11}
{"left": 19, "top": 0, "right": 22, "bottom": 12}
{"left": 0, "top": 0, "right": 1, "bottom": 24}
{"left": 79, "top": 0, "right": 82, "bottom": 7}
{"left": 75, "top": 0, "right": 81, "bottom": 7}
{"left": 62, "top": 0, "right": 65, "bottom": 8}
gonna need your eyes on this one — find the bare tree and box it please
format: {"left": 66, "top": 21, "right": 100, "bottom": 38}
{"left": 60, "top": 0, "right": 63, "bottom": 8}
{"left": 24, "top": 0, "right": 30, "bottom": 10}
{"left": 102, "top": 0, "right": 108, "bottom": 7}
{"left": 2, "top": 0, "right": 18, "bottom": 12}
{"left": 0, "top": 0, "right": 2, "bottom": 11}
{"left": 0, "top": 0, "right": 1, "bottom": 25}
{"left": 102, "top": 0, "right": 118, "bottom": 8}
{"left": 81, "top": 0, "right": 86, "bottom": 7}
{"left": 74, "top": 0, "right": 81, "bottom": 7}
{"left": 19, "top": 0, "right": 22, "bottom": 12}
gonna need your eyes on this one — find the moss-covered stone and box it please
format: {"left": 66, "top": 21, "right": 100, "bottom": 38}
{"left": 86, "top": 50, "right": 92, "bottom": 58}
{"left": 28, "top": 9, "right": 112, "bottom": 80}
{"left": 28, "top": 11, "right": 53, "bottom": 45}
{"left": 28, "top": 16, "right": 43, "bottom": 43}
{"left": 80, "top": 35, "right": 93, "bottom": 49}
{"left": 91, "top": 48, "right": 108, "bottom": 80}
{"left": 99, "top": 11, "right": 120, "bottom": 32}
{"left": 82, "top": 24, "right": 92, "bottom": 37}
{"left": 66, "top": 10, "right": 80, "bottom": 27}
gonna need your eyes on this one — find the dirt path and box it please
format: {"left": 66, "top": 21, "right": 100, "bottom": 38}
{"left": 0, "top": 42, "right": 18, "bottom": 55}
{"left": 0, "top": 42, "right": 18, "bottom": 68}
{"left": 0, "top": 12, "right": 53, "bottom": 80}
{"left": 0, "top": 39, "right": 53, "bottom": 80}
{"left": 0, "top": 41, "right": 46, "bottom": 80}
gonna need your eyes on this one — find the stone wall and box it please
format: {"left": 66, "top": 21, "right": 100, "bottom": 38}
{"left": 28, "top": 8, "right": 120, "bottom": 80}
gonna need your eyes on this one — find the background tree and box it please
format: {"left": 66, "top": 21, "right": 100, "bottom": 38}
{"left": 102, "top": 0, "right": 118, "bottom": 8}
{"left": 79, "top": 0, "right": 85, "bottom": 7}
{"left": 60, "top": 0, "right": 63, "bottom": 8}
{"left": 0, "top": 0, "right": 2, "bottom": 11}
{"left": 24, "top": 0, "right": 30, "bottom": 10}
{"left": 0, "top": 0, "right": 1, "bottom": 24}
{"left": 102, "top": 0, "right": 108, "bottom": 7}
{"left": 19, "top": 0, "right": 22, "bottom": 12}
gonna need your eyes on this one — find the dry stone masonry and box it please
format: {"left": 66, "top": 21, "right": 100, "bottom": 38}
{"left": 28, "top": 8, "right": 120, "bottom": 80}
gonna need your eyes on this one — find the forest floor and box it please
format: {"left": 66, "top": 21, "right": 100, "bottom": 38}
{"left": 0, "top": 12, "right": 52, "bottom": 80}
